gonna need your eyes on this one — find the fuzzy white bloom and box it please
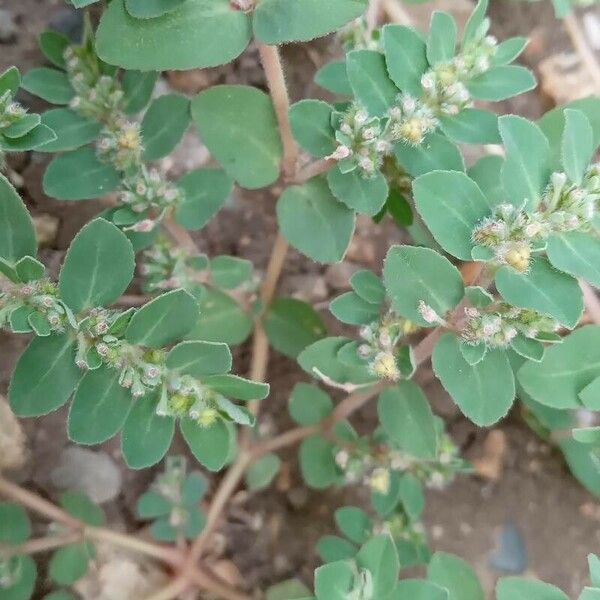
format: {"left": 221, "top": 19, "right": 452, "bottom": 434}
{"left": 418, "top": 300, "right": 441, "bottom": 324}
{"left": 329, "top": 145, "right": 352, "bottom": 161}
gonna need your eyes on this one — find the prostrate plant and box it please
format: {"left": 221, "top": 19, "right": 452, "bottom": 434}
{"left": 1, "top": 0, "right": 600, "bottom": 599}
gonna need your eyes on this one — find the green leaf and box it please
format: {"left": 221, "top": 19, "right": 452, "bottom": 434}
{"left": 289, "top": 100, "right": 336, "bottom": 158}
{"left": 377, "top": 382, "right": 438, "bottom": 459}
{"left": 192, "top": 85, "right": 282, "bottom": 189}
{"left": 394, "top": 133, "right": 464, "bottom": 178}
{"left": 393, "top": 580, "right": 449, "bottom": 600}
{"left": 413, "top": 170, "right": 493, "bottom": 260}
{"left": 0, "top": 503, "right": 31, "bottom": 544}
{"left": 300, "top": 435, "right": 340, "bottom": 489}
{"left": 315, "top": 60, "right": 352, "bottom": 96}
{"left": 0, "top": 556, "right": 36, "bottom": 600}
{"left": 266, "top": 580, "right": 312, "bottom": 600}
{"left": 493, "top": 37, "right": 528, "bottom": 66}
{"left": 59, "top": 491, "right": 105, "bottom": 526}
{"left": 346, "top": 49, "right": 399, "bottom": 117}
{"left": 398, "top": 473, "right": 425, "bottom": 520}
{"left": 246, "top": 454, "right": 281, "bottom": 491}
{"left": 427, "top": 11, "right": 457, "bottom": 65}
{"left": 371, "top": 471, "right": 402, "bottom": 517}
{"left": 580, "top": 376, "right": 600, "bottom": 410}
{"left": 68, "top": 366, "right": 134, "bottom": 445}
{"left": 43, "top": 147, "right": 120, "bottom": 200}
{"left": 335, "top": 506, "right": 372, "bottom": 544}
{"left": 327, "top": 167, "right": 388, "bottom": 216}
{"left": 314, "top": 560, "right": 356, "bottom": 600}
{"left": 383, "top": 24, "right": 428, "bottom": 97}
{"left": 126, "top": 289, "right": 199, "bottom": 347}
{"left": 96, "top": 0, "right": 251, "bottom": 70}
{"left": 350, "top": 270, "right": 385, "bottom": 305}
{"left": 573, "top": 426, "right": 600, "bottom": 445}
{"left": 39, "top": 108, "right": 101, "bottom": 152}
{"left": 180, "top": 418, "right": 231, "bottom": 471}
{"left": 188, "top": 288, "right": 252, "bottom": 346}
{"left": 510, "top": 335, "right": 544, "bottom": 362}
{"left": 9, "top": 333, "right": 81, "bottom": 417}
{"left": 21, "top": 67, "right": 74, "bottom": 104}
{"left": 49, "top": 543, "right": 92, "bottom": 585}
{"left": 203, "top": 374, "right": 269, "bottom": 401}
{"left": 579, "top": 589, "right": 600, "bottom": 600}
{"left": 561, "top": 109, "right": 594, "bottom": 185}
{"left": 428, "top": 552, "right": 484, "bottom": 600}
{"left": 518, "top": 326, "right": 600, "bottom": 409}
{"left": 383, "top": 245, "right": 464, "bottom": 326}
{"left": 288, "top": 382, "right": 333, "bottom": 426}
{"left": 210, "top": 256, "right": 252, "bottom": 289}
{"left": 142, "top": 94, "right": 190, "bottom": 161}
{"left": 590, "top": 555, "right": 600, "bottom": 587}
{"left": 59, "top": 218, "right": 134, "bottom": 312}
{"left": 39, "top": 31, "right": 70, "bottom": 69}
{"left": 439, "top": 109, "right": 500, "bottom": 144}
{"left": 277, "top": 177, "right": 355, "bottom": 264}
{"left": 496, "top": 577, "right": 569, "bottom": 600}
{"left": 330, "top": 291, "right": 381, "bottom": 326}
{"left": 499, "top": 115, "right": 550, "bottom": 211}
{"left": 298, "top": 337, "right": 377, "bottom": 386}
{"left": 253, "top": 0, "right": 367, "bottom": 45}
{"left": 122, "top": 70, "right": 158, "bottom": 114}
{"left": 433, "top": 333, "right": 515, "bottom": 426}
{"left": 317, "top": 536, "right": 357, "bottom": 562}
{"left": 467, "top": 66, "right": 536, "bottom": 101}
{"left": 121, "top": 393, "right": 175, "bottom": 469}
{"left": 0, "top": 66, "right": 21, "bottom": 96}
{"left": 356, "top": 535, "right": 399, "bottom": 598}
{"left": 0, "top": 174, "right": 37, "bottom": 264}
{"left": 125, "top": 0, "right": 187, "bottom": 18}
{"left": 137, "top": 491, "right": 171, "bottom": 519}
{"left": 495, "top": 257, "right": 583, "bottom": 329}
{"left": 3, "top": 114, "right": 41, "bottom": 139}
{"left": 166, "top": 341, "right": 232, "bottom": 377}
{"left": 547, "top": 233, "right": 600, "bottom": 288}
{"left": 468, "top": 154, "right": 504, "bottom": 206}
{"left": 175, "top": 168, "right": 232, "bottom": 231}
{"left": 183, "top": 472, "right": 208, "bottom": 504}
{"left": 463, "top": 0, "right": 488, "bottom": 45}
{"left": 559, "top": 438, "right": 600, "bottom": 496}
{"left": 0, "top": 123, "right": 57, "bottom": 152}
{"left": 264, "top": 298, "right": 327, "bottom": 359}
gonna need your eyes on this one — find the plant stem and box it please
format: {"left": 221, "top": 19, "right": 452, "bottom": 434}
{"left": 0, "top": 532, "right": 81, "bottom": 558}
{"left": 142, "top": 575, "right": 191, "bottom": 600}
{"left": 190, "top": 568, "right": 254, "bottom": 600}
{"left": 294, "top": 157, "right": 335, "bottom": 183}
{"left": 163, "top": 217, "right": 201, "bottom": 255}
{"left": 563, "top": 11, "right": 600, "bottom": 90}
{"left": 380, "top": 0, "right": 413, "bottom": 25}
{"left": 257, "top": 44, "right": 299, "bottom": 178}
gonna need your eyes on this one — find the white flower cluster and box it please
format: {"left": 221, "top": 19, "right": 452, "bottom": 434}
{"left": 388, "top": 93, "right": 438, "bottom": 146}
{"left": 97, "top": 120, "right": 143, "bottom": 172}
{"left": 473, "top": 167, "right": 600, "bottom": 272}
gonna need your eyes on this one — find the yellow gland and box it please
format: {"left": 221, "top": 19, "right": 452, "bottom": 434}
{"left": 368, "top": 468, "right": 391, "bottom": 495}
{"left": 372, "top": 352, "right": 400, "bottom": 382}
{"left": 436, "top": 66, "right": 456, "bottom": 86}
{"left": 118, "top": 127, "right": 141, "bottom": 151}
{"left": 504, "top": 244, "right": 531, "bottom": 273}
{"left": 399, "top": 118, "right": 425, "bottom": 145}
{"left": 169, "top": 394, "right": 192, "bottom": 413}
{"left": 197, "top": 408, "right": 219, "bottom": 427}
{"left": 400, "top": 319, "right": 420, "bottom": 336}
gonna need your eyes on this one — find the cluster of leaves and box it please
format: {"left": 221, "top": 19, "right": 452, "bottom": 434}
{"left": 0, "top": 494, "right": 104, "bottom": 600}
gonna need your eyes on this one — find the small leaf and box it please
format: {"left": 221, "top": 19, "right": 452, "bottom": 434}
{"left": 137, "top": 491, "right": 171, "bottom": 519}
{"left": 580, "top": 376, "right": 600, "bottom": 410}
{"left": 49, "top": 543, "right": 92, "bottom": 585}
{"left": 327, "top": 167, "right": 388, "bottom": 216}
{"left": 0, "top": 503, "right": 31, "bottom": 544}
{"left": 266, "top": 580, "right": 312, "bottom": 600}
{"left": 510, "top": 335, "right": 544, "bottom": 362}
{"left": 335, "top": 506, "right": 372, "bottom": 544}
{"left": 383, "top": 245, "right": 464, "bottom": 326}
{"left": 439, "top": 108, "right": 501, "bottom": 145}
{"left": 495, "top": 257, "right": 583, "bottom": 328}
{"left": 0, "top": 66, "right": 21, "bottom": 96}
{"left": 264, "top": 298, "right": 327, "bottom": 359}
{"left": 467, "top": 66, "right": 536, "bottom": 101}
{"left": 330, "top": 291, "right": 381, "bottom": 325}
{"left": 315, "top": 60, "right": 352, "bottom": 95}
{"left": 383, "top": 24, "right": 428, "bottom": 96}
{"left": 210, "top": 256, "right": 252, "bottom": 289}
{"left": 0, "top": 174, "right": 37, "bottom": 264}
{"left": 166, "top": 341, "right": 232, "bottom": 377}
{"left": 122, "top": 70, "right": 158, "bottom": 114}
{"left": 346, "top": 49, "right": 399, "bottom": 117}
{"left": 9, "top": 333, "right": 81, "bottom": 417}
{"left": 126, "top": 289, "right": 199, "bottom": 348}
{"left": 43, "top": 147, "right": 120, "bottom": 200}
{"left": 288, "top": 382, "right": 333, "bottom": 426}
{"left": 125, "top": 0, "right": 187, "bottom": 18}
{"left": 180, "top": 418, "right": 231, "bottom": 471}
{"left": 463, "top": 0, "right": 488, "bottom": 45}
{"left": 395, "top": 133, "right": 464, "bottom": 177}
{"left": 246, "top": 454, "right": 281, "bottom": 491}
{"left": 492, "top": 37, "right": 528, "bottom": 66}
{"left": 0, "top": 556, "right": 36, "bottom": 600}
{"left": 121, "top": 394, "right": 175, "bottom": 469}
{"left": 398, "top": 473, "right": 425, "bottom": 521}
{"left": 317, "top": 536, "right": 357, "bottom": 562}
{"left": 428, "top": 552, "right": 484, "bottom": 600}
{"left": 300, "top": 435, "right": 340, "bottom": 489}
{"left": 203, "top": 374, "right": 269, "bottom": 401}
{"left": 377, "top": 382, "right": 438, "bottom": 459}
{"left": 59, "top": 491, "right": 105, "bottom": 526}
{"left": 573, "top": 427, "right": 600, "bottom": 445}
{"left": 350, "top": 270, "right": 385, "bottom": 305}
{"left": 39, "top": 108, "right": 102, "bottom": 153}
{"left": 561, "top": 109, "right": 594, "bottom": 185}
{"left": 277, "top": 177, "right": 355, "bottom": 264}
{"left": 314, "top": 560, "right": 356, "bottom": 600}
{"left": 39, "top": 31, "right": 70, "bottom": 69}
{"left": 142, "top": 94, "right": 190, "bottom": 161}
{"left": 432, "top": 333, "right": 515, "bottom": 426}
{"left": 289, "top": 100, "right": 336, "bottom": 158}
{"left": 356, "top": 535, "right": 400, "bottom": 598}
{"left": 21, "top": 67, "right": 74, "bottom": 104}
{"left": 192, "top": 85, "right": 282, "bottom": 189}
{"left": 427, "top": 12, "right": 457, "bottom": 65}
{"left": 496, "top": 577, "right": 569, "bottom": 600}
{"left": 59, "top": 218, "right": 135, "bottom": 312}
{"left": 468, "top": 154, "right": 504, "bottom": 206}
{"left": 547, "top": 232, "right": 600, "bottom": 289}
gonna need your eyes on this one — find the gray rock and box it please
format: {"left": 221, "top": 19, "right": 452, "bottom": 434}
{"left": 488, "top": 522, "right": 528, "bottom": 574}
{"left": 0, "top": 9, "right": 18, "bottom": 43}
{"left": 50, "top": 446, "right": 122, "bottom": 504}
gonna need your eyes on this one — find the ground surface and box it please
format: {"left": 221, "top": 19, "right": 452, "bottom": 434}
{"left": 1, "top": 0, "right": 600, "bottom": 598}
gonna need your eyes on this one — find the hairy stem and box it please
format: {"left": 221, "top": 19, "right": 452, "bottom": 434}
{"left": 257, "top": 44, "right": 299, "bottom": 178}
{"left": 294, "top": 157, "right": 335, "bottom": 183}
